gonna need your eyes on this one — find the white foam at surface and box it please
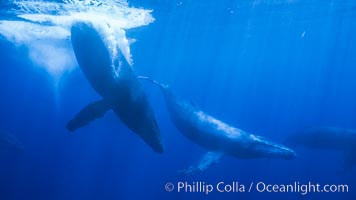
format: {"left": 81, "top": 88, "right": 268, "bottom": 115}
{"left": 0, "top": 21, "right": 70, "bottom": 42}
{"left": 0, "top": 0, "right": 155, "bottom": 80}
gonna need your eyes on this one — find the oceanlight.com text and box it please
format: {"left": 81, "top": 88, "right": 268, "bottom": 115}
{"left": 255, "top": 181, "right": 348, "bottom": 195}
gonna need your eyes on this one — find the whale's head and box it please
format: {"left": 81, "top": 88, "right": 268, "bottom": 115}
{"left": 269, "top": 143, "right": 297, "bottom": 160}
{"left": 71, "top": 22, "right": 111, "bottom": 73}
{"left": 250, "top": 135, "right": 297, "bottom": 160}
{"left": 71, "top": 22, "right": 131, "bottom": 96}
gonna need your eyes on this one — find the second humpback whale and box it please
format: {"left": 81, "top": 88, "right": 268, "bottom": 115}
{"left": 67, "top": 22, "right": 163, "bottom": 153}
{"left": 288, "top": 127, "right": 356, "bottom": 171}
{"left": 139, "top": 76, "right": 296, "bottom": 174}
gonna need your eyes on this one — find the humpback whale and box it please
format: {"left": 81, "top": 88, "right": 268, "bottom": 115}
{"left": 288, "top": 127, "right": 356, "bottom": 171}
{"left": 139, "top": 76, "right": 296, "bottom": 173}
{"left": 67, "top": 22, "right": 163, "bottom": 153}
{"left": 0, "top": 130, "right": 23, "bottom": 152}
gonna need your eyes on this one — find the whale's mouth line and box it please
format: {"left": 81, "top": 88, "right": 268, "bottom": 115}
{"left": 0, "top": 0, "right": 155, "bottom": 81}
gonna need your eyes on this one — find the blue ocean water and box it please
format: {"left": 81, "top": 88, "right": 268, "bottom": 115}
{"left": 0, "top": 0, "right": 355, "bottom": 199}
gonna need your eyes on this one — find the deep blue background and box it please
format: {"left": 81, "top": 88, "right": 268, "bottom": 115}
{"left": 0, "top": 0, "right": 355, "bottom": 199}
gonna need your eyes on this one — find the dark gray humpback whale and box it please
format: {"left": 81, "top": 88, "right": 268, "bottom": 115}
{"left": 288, "top": 127, "right": 356, "bottom": 171}
{"left": 67, "top": 22, "right": 163, "bottom": 153}
{"left": 139, "top": 76, "right": 296, "bottom": 173}
{"left": 0, "top": 130, "right": 23, "bottom": 152}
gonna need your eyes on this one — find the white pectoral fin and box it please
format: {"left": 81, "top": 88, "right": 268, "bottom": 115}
{"left": 179, "top": 151, "right": 225, "bottom": 175}
{"left": 67, "top": 99, "right": 111, "bottom": 132}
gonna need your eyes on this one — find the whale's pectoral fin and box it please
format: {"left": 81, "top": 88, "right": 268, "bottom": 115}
{"left": 179, "top": 151, "right": 224, "bottom": 175}
{"left": 67, "top": 99, "right": 111, "bottom": 132}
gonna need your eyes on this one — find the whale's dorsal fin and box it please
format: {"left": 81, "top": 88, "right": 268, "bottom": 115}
{"left": 179, "top": 151, "right": 225, "bottom": 175}
{"left": 67, "top": 99, "right": 111, "bottom": 132}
